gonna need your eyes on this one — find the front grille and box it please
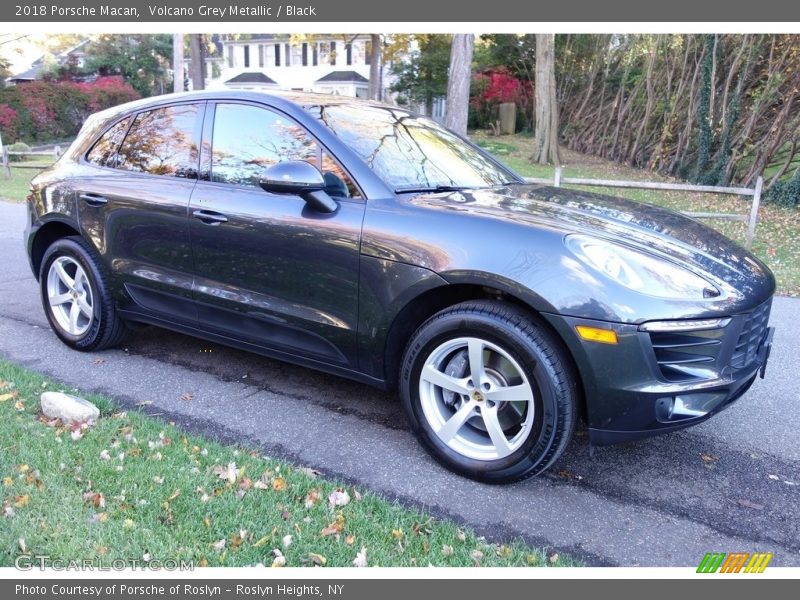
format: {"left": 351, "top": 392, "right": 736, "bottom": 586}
{"left": 649, "top": 329, "right": 725, "bottom": 382}
{"left": 731, "top": 300, "right": 771, "bottom": 370}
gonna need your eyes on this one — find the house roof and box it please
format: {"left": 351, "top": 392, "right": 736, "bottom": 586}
{"left": 225, "top": 72, "right": 278, "bottom": 85}
{"left": 315, "top": 70, "right": 369, "bottom": 84}
{"left": 8, "top": 63, "right": 42, "bottom": 82}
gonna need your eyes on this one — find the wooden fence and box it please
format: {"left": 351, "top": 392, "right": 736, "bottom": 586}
{"left": 1, "top": 145, "right": 63, "bottom": 179}
{"left": 526, "top": 166, "right": 764, "bottom": 249}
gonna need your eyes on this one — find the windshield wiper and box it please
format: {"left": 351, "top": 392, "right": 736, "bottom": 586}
{"left": 394, "top": 184, "right": 466, "bottom": 194}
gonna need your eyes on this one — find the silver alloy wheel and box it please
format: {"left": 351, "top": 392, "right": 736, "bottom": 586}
{"left": 418, "top": 336, "right": 535, "bottom": 461}
{"left": 46, "top": 256, "right": 94, "bottom": 337}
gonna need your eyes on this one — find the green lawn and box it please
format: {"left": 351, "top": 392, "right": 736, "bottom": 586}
{"left": 474, "top": 133, "right": 800, "bottom": 297}
{"left": 0, "top": 158, "right": 51, "bottom": 202}
{"left": 0, "top": 360, "right": 576, "bottom": 568}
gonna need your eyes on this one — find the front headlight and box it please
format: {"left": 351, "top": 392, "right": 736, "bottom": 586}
{"left": 566, "top": 235, "right": 720, "bottom": 300}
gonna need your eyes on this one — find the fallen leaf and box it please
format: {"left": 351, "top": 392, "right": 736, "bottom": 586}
{"left": 18, "top": 538, "right": 27, "bottom": 554}
{"left": 15, "top": 400, "right": 25, "bottom": 411}
{"left": 282, "top": 535, "right": 292, "bottom": 548}
{"left": 298, "top": 467, "right": 321, "bottom": 478}
{"left": 391, "top": 529, "right": 404, "bottom": 540}
{"left": 456, "top": 529, "right": 466, "bottom": 542}
{"left": 271, "top": 549, "right": 286, "bottom": 567}
{"left": 353, "top": 547, "right": 368, "bottom": 567}
{"left": 13, "top": 495, "right": 30, "bottom": 508}
{"left": 470, "top": 549, "right": 484, "bottom": 564}
{"left": 701, "top": 454, "right": 719, "bottom": 463}
{"left": 18, "top": 464, "right": 29, "bottom": 474}
{"left": 272, "top": 477, "right": 287, "bottom": 492}
{"left": 211, "top": 539, "right": 226, "bottom": 551}
{"left": 526, "top": 554, "right": 540, "bottom": 566}
{"left": 212, "top": 462, "right": 239, "bottom": 484}
{"left": 735, "top": 499, "right": 764, "bottom": 510}
{"left": 166, "top": 489, "right": 181, "bottom": 502}
{"left": 230, "top": 529, "right": 247, "bottom": 549}
{"left": 252, "top": 535, "right": 270, "bottom": 548}
{"left": 496, "top": 544, "right": 513, "bottom": 558}
{"left": 83, "top": 492, "right": 105, "bottom": 508}
{"left": 135, "top": 400, "right": 153, "bottom": 407}
{"left": 0, "top": 391, "right": 19, "bottom": 402}
{"left": 768, "top": 474, "right": 780, "bottom": 481}
{"left": 2, "top": 477, "right": 12, "bottom": 487}
{"left": 123, "top": 519, "right": 134, "bottom": 530}
{"left": 549, "top": 553, "right": 560, "bottom": 564}
{"left": 308, "top": 552, "right": 327, "bottom": 566}
{"left": 329, "top": 488, "right": 350, "bottom": 507}
{"left": 100, "top": 450, "right": 111, "bottom": 461}
{"left": 442, "top": 544, "right": 454, "bottom": 556}
{"left": 93, "top": 358, "right": 106, "bottom": 365}
{"left": 345, "top": 534, "right": 355, "bottom": 545}
{"left": 304, "top": 489, "right": 321, "bottom": 508}
{"left": 180, "top": 392, "right": 194, "bottom": 402}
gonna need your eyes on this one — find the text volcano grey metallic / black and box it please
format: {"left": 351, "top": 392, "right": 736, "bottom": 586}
{"left": 24, "top": 90, "right": 776, "bottom": 482}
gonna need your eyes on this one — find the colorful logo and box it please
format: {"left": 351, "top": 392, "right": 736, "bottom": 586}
{"left": 697, "top": 552, "right": 773, "bottom": 573}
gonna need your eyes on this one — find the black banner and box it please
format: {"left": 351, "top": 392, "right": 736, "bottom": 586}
{"left": 4, "top": 579, "right": 798, "bottom": 600}
{"left": 3, "top": 0, "right": 800, "bottom": 22}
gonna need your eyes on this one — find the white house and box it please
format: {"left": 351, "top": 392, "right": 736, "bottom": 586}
{"left": 206, "top": 34, "right": 396, "bottom": 100}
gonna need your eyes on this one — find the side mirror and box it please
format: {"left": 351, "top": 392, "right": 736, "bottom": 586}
{"left": 258, "top": 161, "right": 337, "bottom": 213}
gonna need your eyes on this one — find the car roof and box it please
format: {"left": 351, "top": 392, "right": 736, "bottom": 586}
{"left": 91, "top": 89, "right": 402, "bottom": 122}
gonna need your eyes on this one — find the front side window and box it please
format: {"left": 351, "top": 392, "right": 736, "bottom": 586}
{"left": 210, "top": 103, "right": 360, "bottom": 198}
{"left": 85, "top": 117, "right": 130, "bottom": 168}
{"left": 116, "top": 104, "right": 200, "bottom": 178}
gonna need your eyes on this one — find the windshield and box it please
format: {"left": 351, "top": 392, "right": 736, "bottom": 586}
{"left": 305, "top": 103, "right": 519, "bottom": 192}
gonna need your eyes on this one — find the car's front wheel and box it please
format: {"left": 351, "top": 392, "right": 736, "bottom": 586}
{"left": 39, "top": 236, "right": 130, "bottom": 351}
{"left": 400, "top": 300, "right": 577, "bottom": 483}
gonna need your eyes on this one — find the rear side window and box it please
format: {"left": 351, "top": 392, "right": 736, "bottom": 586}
{"left": 85, "top": 117, "right": 130, "bottom": 168}
{"left": 116, "top": 104, "right": 200, "bottom": 178}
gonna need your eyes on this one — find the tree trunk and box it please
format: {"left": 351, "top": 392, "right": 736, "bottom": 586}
{"left": 368, "top": 34, "right": 382, "bottom": 101}
{"left": 533, "top": 34, "right": 560, "bottom": 165}
{"left": 189, "top": 34, "right": 205, "bottom": 91}
{"left": 172, "top": 34, "right": 184, "bottom": 93}
{"left": 444, "top": 34, "right": 474, "bottom": 136}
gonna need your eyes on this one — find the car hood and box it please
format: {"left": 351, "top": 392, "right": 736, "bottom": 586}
{"left": 410, "top": 184, "right": 775, "bottom": 299}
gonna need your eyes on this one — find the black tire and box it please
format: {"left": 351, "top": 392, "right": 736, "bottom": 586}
{"left": 39, "top": 236, "right": 130, "bottom": 351}
{"left": 399, "top": 300, "right": 577, "bottom": 483}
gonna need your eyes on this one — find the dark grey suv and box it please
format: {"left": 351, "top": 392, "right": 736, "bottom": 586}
{"left": 25, "top": 91, "right": 775, "bottom": 482}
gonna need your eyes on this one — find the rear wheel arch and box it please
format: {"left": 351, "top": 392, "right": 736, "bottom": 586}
{"left": 30, "top": 220, "right": 82, "bottom": 280}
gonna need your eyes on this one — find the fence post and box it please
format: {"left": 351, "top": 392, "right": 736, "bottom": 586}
{"left": 54, "top": 145, "right": 62, "bottom": 159}
{"left": 745, "top": 176, "right": 763, "bottom": 250}
{"left": 554, "top": 165, "right": 562, "bottom": 188}
{"left": 1, "top": 147, "right": 9, "bottom": 180}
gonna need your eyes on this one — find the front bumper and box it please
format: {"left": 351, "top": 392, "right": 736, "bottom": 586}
{"left": 543, "top": 299, "right": 774, "bottom": 445}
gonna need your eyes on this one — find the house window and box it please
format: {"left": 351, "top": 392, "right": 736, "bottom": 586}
{"left": 285, "top": 43, "right": 291, "bottom": 66}
{"left": 330, "top": 41, "right": 337, "bottom": 65}
{"left": 302, "top": 43, "right": 308, "bottom": 66}
{"left": 313, "top": 43, "right": 318, "bottom": 66}
{"left": 258, "top": 44, "right": 264, "bottom": 68}
{"left": 226, "top": 45, "right": 234, "bottom": 68}
{"left": 243, "top": 45, "right": 250, "bottom": 68}
{"left": 346, "top": 43, "right": 352, "bottom": 66}
{"left": 274, "top": 43, "right": 280, "bottom": 66}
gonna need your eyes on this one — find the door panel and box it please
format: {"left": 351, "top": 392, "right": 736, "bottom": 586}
{"left": 189, "top": 183, "right": 364, "bottom": 365}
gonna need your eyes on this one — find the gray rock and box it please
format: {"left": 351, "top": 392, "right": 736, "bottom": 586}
{"left": 40, "top": 391, "right": 99, "bottom": 424}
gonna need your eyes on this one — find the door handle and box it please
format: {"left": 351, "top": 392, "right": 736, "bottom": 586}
{"left": 79, "top": 193, "right": 109, "bottom": 206}
{"left": 192, "top": 209, "right": 228, "bottom": 225}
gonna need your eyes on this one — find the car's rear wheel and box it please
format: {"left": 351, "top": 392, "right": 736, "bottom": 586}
{"left": 40, "top": 236, "right": 130, "bottom": 351}
{"left": 400, "top": 300, "right": 577, "bottom": 483}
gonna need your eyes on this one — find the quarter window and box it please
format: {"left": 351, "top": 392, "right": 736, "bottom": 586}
{"left": 116, "top": 104, "right": 200, "bottom": 179}
{"left": 210, "top": 103, "right": 360, "bottom": 199}
{"left": 85, "top": 117, "right": 131, "bottom": 168}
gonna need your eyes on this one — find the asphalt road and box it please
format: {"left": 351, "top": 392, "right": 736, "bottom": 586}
{"left": 0, "top": 199, "right": 798, "bottom": 566}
